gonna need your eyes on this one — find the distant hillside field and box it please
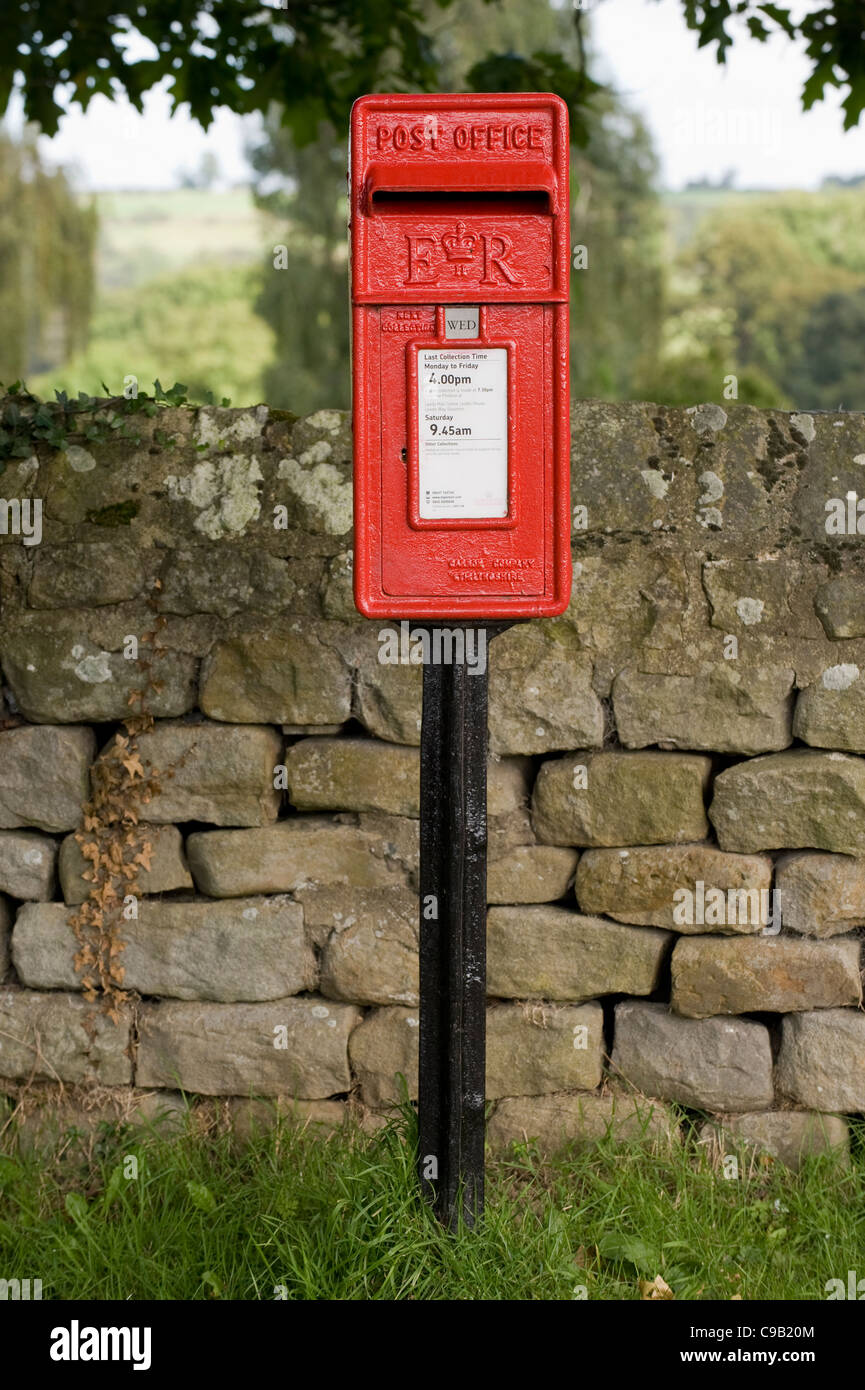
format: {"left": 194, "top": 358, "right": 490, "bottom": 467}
{"left": 31, "top": 188, "right": 280, "bottom": 404}
{"left": 28, "top": 183, "right": 865, "bottom": 411}
{"left": 94, "top": 187, "right": 273, "bottom": 289}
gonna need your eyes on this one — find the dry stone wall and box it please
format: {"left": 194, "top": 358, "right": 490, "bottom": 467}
{"left": 2, "top": 397, "right": 865, "bottom": 1165}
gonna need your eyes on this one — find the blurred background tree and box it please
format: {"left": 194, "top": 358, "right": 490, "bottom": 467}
{"left": 0, "top": 129, "right": 97, "bottom": 381}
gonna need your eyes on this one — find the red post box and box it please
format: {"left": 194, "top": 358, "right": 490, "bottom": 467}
{"left": 350, "top": 92, "right": 571, "bottom": 620}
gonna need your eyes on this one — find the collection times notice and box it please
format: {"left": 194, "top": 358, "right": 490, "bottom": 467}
{"left": 417, "top": 348, "right": 508, "bottom": 519}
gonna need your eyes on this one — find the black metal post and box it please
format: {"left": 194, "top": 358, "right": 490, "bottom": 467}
{"left": 418, "top": 625, "right": 490, "bottom": 1231}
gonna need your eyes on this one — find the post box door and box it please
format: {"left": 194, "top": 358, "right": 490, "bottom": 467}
{"left": 378, "top": 304, "right": 549, "bottom": 599}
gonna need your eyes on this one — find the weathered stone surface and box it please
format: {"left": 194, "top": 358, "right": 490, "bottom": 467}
{"left": 159, "top": 547, "right": 297, "bottom": 617}
{"left": 0, "top": 726, "right": 94, "bottom": 832}
{"left": 487, "top": 845, "right": 578, "bottom": 904}
{"left": 611, "top": 1000, "right": 773, "bottom": 1111}
{"left": 349, "top": 1005, "right": 419, "bottom": 1107}
{"left": 138, "top": 996, "right": 361, "bottom": 1096}
{"left": 487, "top": 1001, "right": 604, "bottom": 1098}
{"left": 354, "top": 644, "right": 422, "bottom": 745}
{"left": 200, "top": 626, "right": 351, "bottom": 725}
{"left": 0, "top": 610, "right": 198, "bottom": 722}
{"left": 350, "top": 1000, "right": 604, "bottom": 1106}
{"left": 322, "top": 551, "right": 355, "bottom": 621}
{"left": 0, "top": 988, "right": 132, "bottom": 1084}
{"left": 814, "top": 575, "right": 865, "bottom": 640}
{"left": 187, "top": 817, "right": 412, "bottom": 897}
{"left": 793, "top": 414, "right": 865, "bottom": 544}
{"left": 487, "top": 906, "right": 670, "bottom": 1002}
{"left": 777, "top": 1009, "right": 865, "bottom": 1111}
{"left": 569, "top": 399, "right": 695, "bottom": 537}
{"left": 285, "top": 739, "right": 529, "bottom": 820}
{"left": 532, "top": 751, "right": 711, "bottom": 847}
{"left": 575, "top": 843, "right": 773, "bottom": 931}
{"left": 702, "top": 556, "right": 822, "bottom": 640}
{"left": 228, "top": 1096, "right": 346, "bottom": 1143}
{"left": 13, "top": 896, "right": 316, "bottom": 1002}
{"left": 275, "top": 409, "right": 353, "bottom": 536}
{"left": 0, "top": 896, "right": 10, "bottom": 981}
{"left": 613, "top": 665, "right": 794, "bottom": 754}
{"left": 129, "top": 720, "right": 282, "bottom": 826}
{"left": 671, "top": 935, "right": 861, "bottom": 1018}
{"left": 286, "top": 737, "right": 419, "bottom": 815}
{"left": 488, "top": 808, "right": 536, "bottom": 859}
{"left": 561, "top": 543, "right": 691, "bottom": 693}
{"left": 162, "top": 420, "right": 269, "bottom": 542}
{"left": 314, "top": 886, "right": 418, "bottom": 1005}
{"left": 59, "top": 824, "right": 191, "bottom": 904}
{"left": 488, "top": 757, "right": 532, "bottom": 817}
{"left": 29, "top": 543, "right": 145, "bottom": 609}
{"left": 356, "top": 813, "right": 419, "bottom": 883}
{"left": 0, "top": 830, "right": 57, "bottom": 900}
{"left": 487, "top": 1090, "right": 678, "bottom": 1155}
{"left": 775, "top": 851, "right": 865, "bottom": 938}
{"left": 710, "top": 750, "right": 865, "bottom": 854}
{"left": 699, "top": 1112, "right": 849, "bottom": 1171}
{"left": 488, "top": 625, "right": 604, "bottom": 755}
{"left": 794, "top": 664, "right": 865, "bottom": 752}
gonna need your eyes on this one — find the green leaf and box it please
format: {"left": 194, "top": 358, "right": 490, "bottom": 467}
{"left": 597, "top": 1232, "right": 658, "bottom": 1269}
{"left": 65, "top": 1191, "right": 89, "bottom": 1225}
{"left": 102, "top": 1164, "right": 126, "bottom": 1207}
{"left": 758, "top": 4, "right": 796, "bottom": 37}
{"left": 186, "top": 1181, "right": 216, "bottom": 1213}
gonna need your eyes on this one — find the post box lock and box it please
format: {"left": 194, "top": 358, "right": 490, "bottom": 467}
{"left": 351, "top": 92, "right": 571, "bottom": 620}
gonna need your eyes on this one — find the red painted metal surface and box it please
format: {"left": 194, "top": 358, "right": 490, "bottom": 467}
{"left": 350, "top": 92, "right": 571, "bottom": 620}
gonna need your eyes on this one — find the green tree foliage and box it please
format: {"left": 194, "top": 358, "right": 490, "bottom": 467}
{"left": 28, "top": 263, "right": 275, "bottom": 406}
{"left": 4, "top": 1, "right": 863, "bottom": 140}
{"left": 253, "top": 0, "right": 665, "bottom": 411}
{"left": 786, "top": 287, "right": 865, "bottom": 410}
{"left": 250, "top": 121, "right": 350, "bottom": 413}
{"left": 653, "top": 190, "right": 865, "bottom": 408}
{"left": 0, "top": 130, "right": 98, "bottom": 380}
{"left": 570, "top": 97, "right": 664, "bottom": 399}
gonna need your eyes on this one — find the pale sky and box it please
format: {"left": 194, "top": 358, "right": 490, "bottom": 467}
{"left": 8, "top": 0, "right": 865, "bottom": 192}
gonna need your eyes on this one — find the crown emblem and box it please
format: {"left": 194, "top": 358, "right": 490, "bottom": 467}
{"left": 441, "top": 221, "right": 478, "bottom": 276}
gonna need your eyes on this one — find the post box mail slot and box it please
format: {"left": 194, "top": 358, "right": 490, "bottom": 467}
{"left": 350, "top": 92, "right": 571, "bottom": 620}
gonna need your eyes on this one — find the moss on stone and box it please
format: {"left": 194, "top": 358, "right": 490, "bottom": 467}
{"left": 85, "top": 500, "right": 140, "bottom": 526}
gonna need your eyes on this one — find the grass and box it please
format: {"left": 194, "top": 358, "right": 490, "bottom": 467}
{"left": 0, "top": 1105, "right": 862, "bottom": 1301}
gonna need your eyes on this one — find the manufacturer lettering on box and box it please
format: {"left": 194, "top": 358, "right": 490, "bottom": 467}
{"left": 418, "top": 348, "right": 507, "bottom": 519}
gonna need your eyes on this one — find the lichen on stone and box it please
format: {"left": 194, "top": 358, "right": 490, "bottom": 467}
{"left": 165, "top": 454, "right": 264, "bottom": 539}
